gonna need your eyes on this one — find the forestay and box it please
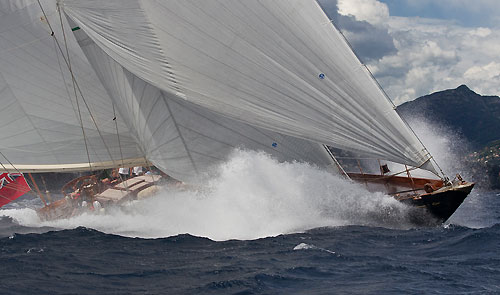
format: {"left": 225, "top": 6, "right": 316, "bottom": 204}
{"left": 63, "top": 0, "right": 437, "bottom": 174}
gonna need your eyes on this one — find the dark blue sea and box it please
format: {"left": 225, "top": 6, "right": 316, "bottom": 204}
{"left": 0, "top": 187, "right": 498, "bottom": 295}
{"left": 1, "top": 150, "right": 499, "bottom": 295}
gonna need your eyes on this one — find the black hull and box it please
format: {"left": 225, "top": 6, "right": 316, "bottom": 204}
{"left": 348, "top": 173, "right": 475, "bottom": 225}
{"left": 399, "top": 182, "right": 475, "bottom": 223}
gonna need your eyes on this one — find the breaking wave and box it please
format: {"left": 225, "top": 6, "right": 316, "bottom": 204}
{"left": 0, "top": 150, "right": 422, "bottom": 241}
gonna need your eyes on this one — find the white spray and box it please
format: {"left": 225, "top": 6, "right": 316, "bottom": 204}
{"left": 1, "top": 150, "right": 416, "bottom": 240}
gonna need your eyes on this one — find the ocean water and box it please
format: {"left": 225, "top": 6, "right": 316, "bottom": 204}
{"left": 1, "top": 151, "right": 499, "bottom": 294}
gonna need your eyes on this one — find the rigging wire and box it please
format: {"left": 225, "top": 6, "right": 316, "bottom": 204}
{"left": 323, "top": 145, "right": 350, "bottom": 180}
{"left": 361, "top": 62, "right": 448, "bottom": 181}
{"left": 0, "top": 151, "right": 23, "bottom": 175}
{"left": 36, "top": 0, "right": 93, "bottom": 172}
{"left": 0, "top": 153, "right": 34, "bottom": 196}
{"left": 56, "top": 3, "right": 93, "bottom": 172}
{"left": 36, "top": 0, "right": 126, "bottom": 175}
{"left": 111, "top": 104, "right": 129, "bottom": 192}
{"left": 112, "top": 104, "right": 126, "bottom": 171}
{"left": 56, "top": 4, "right": 127, "bottom": 173}
{"left": 314, "top": 0, "right": 448, "bottom": 182}
{"left": 39, "top": 1, "right": 447, "bottom": 186}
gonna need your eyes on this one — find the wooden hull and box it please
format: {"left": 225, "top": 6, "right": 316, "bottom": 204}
{"left": 37, "top": 175, "right": 162, "bottom": 221}
{"left": 348, "top": 173, "right": 474, "bottom": 224}
{"left": 399, "top": 182, "right": 474, "bottom": 223}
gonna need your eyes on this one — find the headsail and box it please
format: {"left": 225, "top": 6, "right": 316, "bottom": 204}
{"left": 69, "top": 22, "right": 339, "bottom": 180}
{"left": 62, "top": 0, "right": 438, "bottom": 175}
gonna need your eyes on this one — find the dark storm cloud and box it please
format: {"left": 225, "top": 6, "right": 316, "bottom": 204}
{"left": 317, "top": 0, "right": 397, "bottom": 62}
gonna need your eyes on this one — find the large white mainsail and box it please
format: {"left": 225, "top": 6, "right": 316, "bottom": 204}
{"left": 0, "top": 0, "right": 145, "bottom": 172}
{"left": 62, "top": 0, "right": 438, "bottom": 176}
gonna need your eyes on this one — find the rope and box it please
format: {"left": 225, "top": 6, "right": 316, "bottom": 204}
{"left": 37, "top": 0, "right": 143, "bottom": 197}
{"left": 113, "top": 105, "right": 153, "bottom": 188}
{"left": 351, "top": 157, "right": 434, "bottom": 182}
{"left": 0, "top": 159, "right": 8, "bottom": 173}
{"left": 0, "top": 151, "right": 22, "bottom": 175}
{"left": 363, "top": 54, "right": 446, "bottom": 180}
{"left": 112, "top": 104, "right": 126, "bottom": 171}
{"left": 111, "top": 104, "right": 129, "bottom": 191}
{"left": 36, "top": 1, "right": 123, "bottom": 174}
{"left": 323, "top": 145, "right": 350, "bottom": 180}
{"left": 0, "top": 169, "right": 31, "bottom": 193}
{"left": 57, "top": 4, "right": 92, "bottom": 172}
{"left": 0, "top": 152, "right": 33, "bottom": 197}
{"left": 314, "top": 0, "right": 447, "bottom": 181}
{"left": 56, "top": 5, "right": 122, "bottom": 172}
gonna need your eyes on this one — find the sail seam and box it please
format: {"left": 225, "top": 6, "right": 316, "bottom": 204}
{"left": 161, "top": 94, "right": 199, "bottom": 175}
{"left": 147, "top": 136, "right": 180, "bottom": 154}
{"left": 156, "top": 1, "right": 400, "bottom": 161}
{"left": 314, "top": 0, "right": 442, "bottom": 177}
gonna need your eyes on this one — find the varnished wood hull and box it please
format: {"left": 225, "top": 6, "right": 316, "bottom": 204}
{"left": 37, "top": 175, "right": 162, "bottom": 221}
{"left": 348, "top": 173, "right": 474, "bottom": 224}
{"left": 399, "top": 182, "right": 474, "bottom": 223}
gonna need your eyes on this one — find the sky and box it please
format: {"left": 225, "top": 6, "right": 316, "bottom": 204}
{"left": 318, "top": 0, "right": 500, "bottom": 105}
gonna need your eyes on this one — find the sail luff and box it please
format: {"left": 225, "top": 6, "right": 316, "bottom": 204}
{"left": 313, "top": 0, "right": 439, "bottom": 176}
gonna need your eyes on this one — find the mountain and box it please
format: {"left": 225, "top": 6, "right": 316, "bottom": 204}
{"left": 397, "top": 85, "right": 500, "bottom": 189}
{"left": 397, "top": 85, "right": 500, "bottom": 148}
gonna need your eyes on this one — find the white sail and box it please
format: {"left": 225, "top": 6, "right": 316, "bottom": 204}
{"left": 70, "top": 24, "right": 338, "bottom": 180}
{"left": 0, "top": 0, "right": 145, "bottom": 172}
{"left": 62, "top": 0, "right": 437, "bottom": 174}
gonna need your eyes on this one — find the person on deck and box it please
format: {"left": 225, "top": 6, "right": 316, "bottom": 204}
{"left": 133, "top": 166, "right": 144, "bottom": 176}
{"left": 118, "top": 167, "right": 130, "bottom": 180}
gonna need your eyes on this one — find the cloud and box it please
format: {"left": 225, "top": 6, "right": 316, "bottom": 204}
{"left": 318, "top": 0, "right": 500, "bottom": 104}
{"left": 318, "top": 0, "right": 396, "bottom": 61}
{"left": 371, "top": 16, "right": 500, "bottom": 104}
{"left": 469, "top": 28, "right": 491, "bottom": 38}
{"left": 464, "top": 62, "right": 500, "bottom": 80}
{"left": 382, "top": 0, "right": 500, "bottom": 28}
{"left": 337, "top": 0, "right": 389, "bottom": 25}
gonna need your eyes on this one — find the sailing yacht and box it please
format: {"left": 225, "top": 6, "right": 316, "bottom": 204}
{"left": 0, "top": 0, "right": 473, "bottom": 223}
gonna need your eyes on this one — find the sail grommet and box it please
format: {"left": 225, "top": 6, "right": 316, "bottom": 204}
{"left": 318, "top": 73, "right": 325, "bottom": 79}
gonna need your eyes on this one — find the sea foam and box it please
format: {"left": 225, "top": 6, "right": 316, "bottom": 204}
{"left": 1, "top": 149, "right": 415, "bottom": 241}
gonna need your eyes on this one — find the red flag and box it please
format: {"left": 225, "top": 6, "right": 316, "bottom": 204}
{"left": 0, "top": 173, "right": 31, "bottom": 208}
